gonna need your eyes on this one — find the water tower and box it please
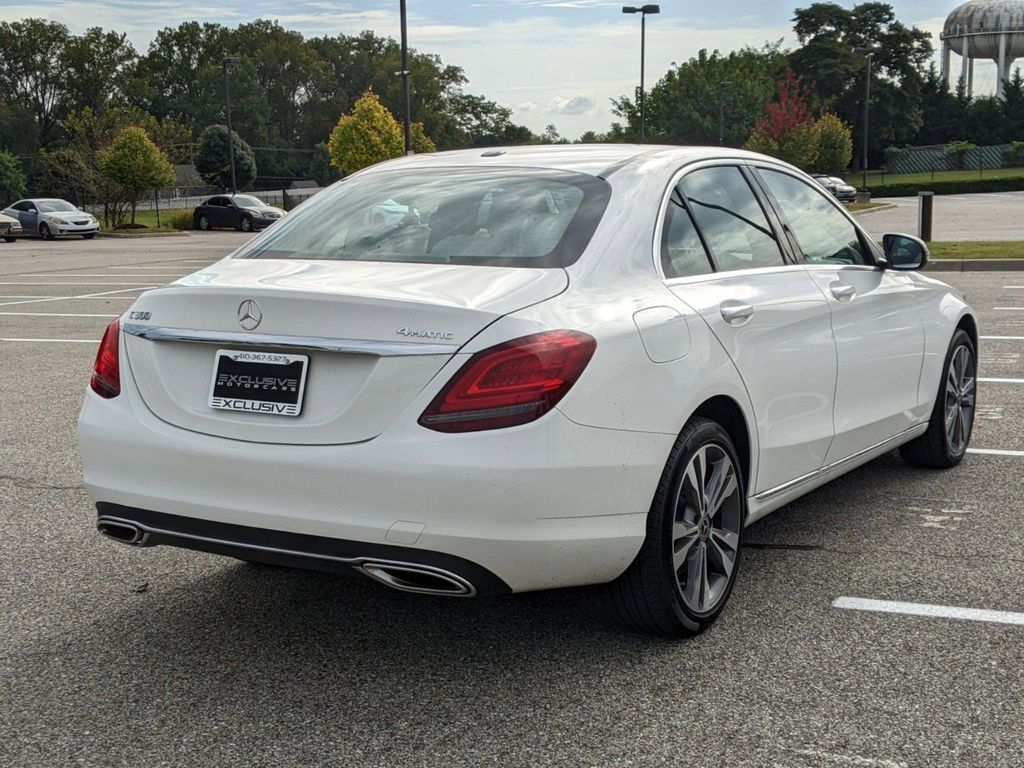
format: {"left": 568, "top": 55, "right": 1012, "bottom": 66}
{"left": 941, "top": 0, "right": 1024, "bottom": 99}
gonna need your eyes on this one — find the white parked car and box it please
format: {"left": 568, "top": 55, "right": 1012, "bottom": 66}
{"left": 2, "top": 198, "right": 100, "bottom": 239}
{"left": 0, "top": 210, "right": 22, "bottom": 242}
{"left": 78, "top": 146, "right": 977, "bottom": 636}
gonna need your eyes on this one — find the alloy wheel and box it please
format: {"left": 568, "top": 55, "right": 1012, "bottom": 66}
{"left": 671, "top": 443, "right": 742, "bottom": 614}
{"left": 944, "top": 344, "right": 975, "bottom": 455}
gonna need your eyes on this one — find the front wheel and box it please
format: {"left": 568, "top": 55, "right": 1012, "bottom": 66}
{"left": 900, "top": 328, "right": 976, "bottom": 468}
{"left": 239, "top": 215, "right": 254, "bottom": 233}
{"left": 608, "top": 417, "right": 745, "bottom": 636}
{"left": 39, "top": 223, "right": 54, "bottom": 241}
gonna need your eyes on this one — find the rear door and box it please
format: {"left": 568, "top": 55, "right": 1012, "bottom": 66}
{"left": 663, "top": 164, "right": 837, "bottom": 495}
{"left": 753, "top": 166, "right": 926, "bottom": 463}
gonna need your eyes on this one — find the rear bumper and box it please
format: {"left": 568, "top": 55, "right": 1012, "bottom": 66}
{"left": 79, "top": 372, "right": 673, "bottom": 593}
{"left": 96, "top": 503, "right": 512, "bottom": 595}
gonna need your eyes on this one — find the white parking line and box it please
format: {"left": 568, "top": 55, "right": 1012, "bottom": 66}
{"left": 967, "top": 448, "right": 1024, "bottom": 457}
{"left": 978, "top": 377, "right": 1024, "bottom": 384}
{"left": 993, "top": 306, "right": 1024, "bottom": 310}
{"left": 0, "top": 312, "right": 118, "bottom": 317}
{"left": 0, "top": 295, "right": 137, "bottom": 300}
{"left": 0, "top": 287, "right": 151, "bottom": 308}
{"left": 833, "top": 597, "right": 1024, "bottom": 626}
{"left": 1004, "top": 286, "right": 1024, "bottom": 289}
{"left": 981, "top": 335, "right": 1024, "bottom": 340}
{"left": 0, "top": 337, "right": 99, "bottom": 344}
{"left": 18, "top": 274, "right": 183, "bottom": 278}
{"left": 0, "top": 282, "right": 157, "bottom": 286}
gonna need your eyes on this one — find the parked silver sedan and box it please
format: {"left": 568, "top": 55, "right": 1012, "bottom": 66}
{"left": 2, "top": 198, "right": 100, "bottom": 240}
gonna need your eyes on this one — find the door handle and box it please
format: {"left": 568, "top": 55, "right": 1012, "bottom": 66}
{"left": 830, "top": 283, "right": 856, "bottom": 302}
{"left": 720, "top": 302, "right": 755, "bottom": 325}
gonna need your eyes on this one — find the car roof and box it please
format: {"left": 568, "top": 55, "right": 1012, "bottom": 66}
{"left": 363, "top": 144, "right": 774, "bottom": 178}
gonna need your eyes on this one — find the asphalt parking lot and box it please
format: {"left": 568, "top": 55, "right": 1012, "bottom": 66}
{"left": 2, "top": 235, "right": 1023, "bottom": 768}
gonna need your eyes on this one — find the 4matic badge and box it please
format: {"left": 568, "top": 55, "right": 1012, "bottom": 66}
{"left": 396, "top": 327, "right": 454, "bottom": 340}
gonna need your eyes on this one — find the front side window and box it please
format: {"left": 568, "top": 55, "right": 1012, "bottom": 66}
{"left": 757, "top": 169, "right": 869, "bottom": 266}
{"left": 661, "top": 189, "right": 713, "bottom": 279}
{"left": 679, "top": 167, "right": 786, "bottom": 272}
{"left": 240, "top": 169, "right": 611, "bottom": 268}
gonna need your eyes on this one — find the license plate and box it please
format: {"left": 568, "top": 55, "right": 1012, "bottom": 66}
{"left": 209, "top": 350, "right": 309, "bottom": 416}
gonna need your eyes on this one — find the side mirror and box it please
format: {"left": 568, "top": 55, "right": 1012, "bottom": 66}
{"left": 27, "top": 207, "right": 37, "bottom": 213}
{"left": 883, "top": 233, "right": 929, "bottom": 271}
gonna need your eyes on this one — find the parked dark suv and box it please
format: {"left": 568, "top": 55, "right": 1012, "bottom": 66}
{"left": 193, "top": 195, "right": 286, "bottom": 232}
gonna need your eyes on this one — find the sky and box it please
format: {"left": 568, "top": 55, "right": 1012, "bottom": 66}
{"left": 0, "top": 0, "right": 1001, "bottom": 139}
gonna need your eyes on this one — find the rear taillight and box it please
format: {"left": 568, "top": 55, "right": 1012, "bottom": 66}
{"left": 90, "top": 318, "right": 121, "bottom": 398}
{"left": 419, "top": 330, "right": 596, "bottom": 433}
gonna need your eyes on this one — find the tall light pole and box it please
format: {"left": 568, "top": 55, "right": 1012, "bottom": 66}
{"left": 622, "top": 4, "right": 660, "bottom": 144}
{"left": 222, "top": 56, "right": 241, "bottom": 194}
{"left": 853, "top": 47, "right": 874, "bottom": 192}
{"left": 398, "top": 0, "right": 412, "bottom": 154}
{"left": 718, "top": 80, "right": 734, "bottom": 146}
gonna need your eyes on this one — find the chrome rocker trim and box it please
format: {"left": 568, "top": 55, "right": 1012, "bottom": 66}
{"left": 754, "top": 424, "right": 928, "bottom": 503}
{"left": 121, "top": 324, "right": 460, "bottom": 357}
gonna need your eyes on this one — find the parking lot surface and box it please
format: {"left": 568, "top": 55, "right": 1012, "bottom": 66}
{"left": 1, "top": 235, "right": 1023, "bottom": 768}
{"left": 860, "top": 191, "right": 1024, "bottom": 243}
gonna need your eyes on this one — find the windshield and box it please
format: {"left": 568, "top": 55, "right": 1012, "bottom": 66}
{"left": 237, "top": 169, "right": 611, "bottom": 268}
{"left": 37, "top": 201, "right": 77, "bottom": 213}
{"left": 232, "top": 196, "right": 265, "bottom": 208}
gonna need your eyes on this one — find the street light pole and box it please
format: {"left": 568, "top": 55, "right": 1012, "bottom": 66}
{"left": 718, "top": 80, "right": 734, "bottom": 146}
{"left": 622, "top": 5, "right": 660, "bottom": 144}
{"left": 399, "top": 0, "right": 412, "bottom": 155}
{"left": 854, "top": 47, "right": 873, "bottom": 191}
{"left": 222, "top": 57, "right": 240, "bottom": 195}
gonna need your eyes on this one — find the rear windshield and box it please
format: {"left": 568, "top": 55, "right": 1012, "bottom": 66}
{"left": 238, "top": 168, "right": 611, "bottom": 268}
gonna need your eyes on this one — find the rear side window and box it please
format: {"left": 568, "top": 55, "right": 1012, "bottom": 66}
{"left": 661, "top": 188, "right": 713, "bottom": 279}
{"left": 757, "top": 169, "right": 869, "bottom": 266}
{"left": 240, "top": 169, "right": 611, "bottom": 268}
{"left": 679, "top": 167, "right": 786, "bottom": 272}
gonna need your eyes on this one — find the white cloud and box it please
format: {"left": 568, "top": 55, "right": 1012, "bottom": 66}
{"left": 546, "top": 94, "right": 598, "bottom": 115}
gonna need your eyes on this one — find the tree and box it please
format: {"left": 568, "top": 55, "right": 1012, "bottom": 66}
{"left": 0, "top": 150, "right": 27, "bottom": 204}
{"left": 327, "top": 89, "right": 434, "bottom": 174}
{"left": 814, "top": 111, "right": 854, "bottom": 173}
{"left": 789, "top": 3, "right": 933, "bottom": 167}
{"left": 194, "top": 124, "right": 258, "bottom": 190}
{"left": 745, "top": 69, "right": 820, "bottom": 169}
{"left": 99, "top": 127, "right": 175, "bottom": 225}
{"left": 611, "top": 44, "right": 789, "bottom": 145}
{"left": 0, "top": 19, "right": 72, "bottom": 146}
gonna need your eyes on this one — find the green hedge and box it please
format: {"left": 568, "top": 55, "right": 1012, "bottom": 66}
{"left": 868, "top": 175, "right": 1024, "bottom": 197}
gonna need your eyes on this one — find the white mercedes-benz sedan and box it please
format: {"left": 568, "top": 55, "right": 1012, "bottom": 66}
{"left": 79, "top": 145, "right": 978, "bottom": 636}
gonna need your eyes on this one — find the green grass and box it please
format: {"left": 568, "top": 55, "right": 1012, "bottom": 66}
{"left": 928, "top": 241, "right": 1024, "bottom": 260}
{"left": 843, "top": 167, "right": 1024, "bottom": 187}
{"left": 844, "top": 202, "right": 885, "bottom": 213}
{"left": 101, "top": 208, "right": 192, "bottom": 231}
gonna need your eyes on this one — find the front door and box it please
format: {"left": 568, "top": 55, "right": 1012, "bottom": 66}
{"left": 754, "top": 166, "right": 926, "bottom": 463}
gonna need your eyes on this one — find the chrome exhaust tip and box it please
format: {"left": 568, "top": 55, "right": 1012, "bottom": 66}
{"left": 97, "top": 518, "right": 150, "bottom": 547}
{"left": 359, "top": 562, "right": 476, "bottom": 597}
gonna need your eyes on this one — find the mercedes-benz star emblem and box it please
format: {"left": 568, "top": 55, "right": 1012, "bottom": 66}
{"left": 237, "top": 299, "right": 262, "bottom": 331}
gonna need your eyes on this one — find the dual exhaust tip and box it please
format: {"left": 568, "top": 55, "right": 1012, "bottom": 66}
{"left": 96, "top": 517, "right": 475, "bottom": 597}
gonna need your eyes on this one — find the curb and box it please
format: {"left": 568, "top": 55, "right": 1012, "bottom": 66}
{"left": 926, "top": 258, "right": 1024, "bottom": 272}
{"left": 850, "top": 204, "right": 897, "bottom": 217}
{"left": 97, "top": 231, "right": 189, "bottom": 239}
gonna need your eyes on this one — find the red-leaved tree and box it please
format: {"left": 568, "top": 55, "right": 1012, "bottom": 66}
{"left": 745, "top": 68, "right": 820, "bottom": 169}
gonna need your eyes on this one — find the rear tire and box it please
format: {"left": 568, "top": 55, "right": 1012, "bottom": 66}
{"left": 3, "top": 237, "right": 14, "bottom": 243}
{"left": 198, "top": 215, "right": 211, "bottom": 231}
{"left": 900, "top": 328, "right": 976, "bottom": 469}
{"left": 607, "top": 417, "right": 745, "bottom": 637}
